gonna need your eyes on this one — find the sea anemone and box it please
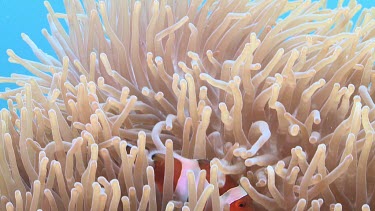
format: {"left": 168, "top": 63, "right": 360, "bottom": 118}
{"left": 0, "top": 0, "right": 375, "bottom": 210}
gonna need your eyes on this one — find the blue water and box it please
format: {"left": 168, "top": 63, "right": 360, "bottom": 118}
{"left": 0, "top": 0, "right": 65, "bottom": 108}
{"left": 0, "top": 0, "right": 373, "bottom": 109}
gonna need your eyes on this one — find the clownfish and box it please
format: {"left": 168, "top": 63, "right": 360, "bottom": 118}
{"left": 150, "top": 152, "right": 254, "bottom": 210}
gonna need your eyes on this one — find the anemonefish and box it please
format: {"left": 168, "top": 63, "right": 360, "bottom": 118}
{"left": 150, "top": 152, "right": 254, "bottom": 211}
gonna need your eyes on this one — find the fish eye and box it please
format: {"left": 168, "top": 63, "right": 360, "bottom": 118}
{"left": 236, "top": 201, "right": 246, "bottom": 208}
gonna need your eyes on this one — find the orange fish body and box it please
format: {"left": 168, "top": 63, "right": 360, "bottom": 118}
{"left": 197, "top": 159, "right": 253, "bottom": 211}
{"left": 152, "top": 152, "right": 183, "bottom": 195}
{"left": 151, "top": 152, "right": 254, "bottom": 210}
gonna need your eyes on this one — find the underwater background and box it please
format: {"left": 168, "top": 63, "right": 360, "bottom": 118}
{"left": 0, "top": 0, "right": 373, "bottom": 109}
